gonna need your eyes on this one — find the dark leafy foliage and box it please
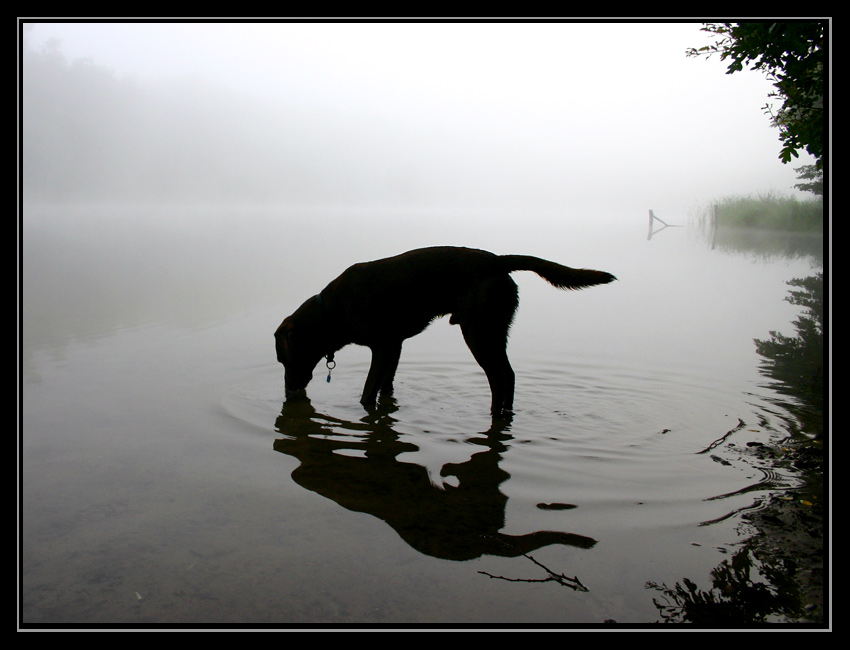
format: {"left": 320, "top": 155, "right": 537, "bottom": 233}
{"left": 687, "top": 22, "right": 825, "bottom": 168}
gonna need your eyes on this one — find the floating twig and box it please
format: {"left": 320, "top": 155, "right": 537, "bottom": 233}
{"left": 696, "top": 418, "right": 746, "bottom": 454}
{"left": 478, "top": 540, "right": 589, "bottom": 592}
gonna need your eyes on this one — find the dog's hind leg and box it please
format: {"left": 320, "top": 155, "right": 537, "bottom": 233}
{"left": 361, "top": 342, "right": 402, "bottom": 408}
{"left": 454, "top": 276, "right": 518, "bottom": 417}
{"left": 460, "top": 322, "right": 515, "bottom": 417}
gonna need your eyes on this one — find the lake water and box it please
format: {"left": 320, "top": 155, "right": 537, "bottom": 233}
{"left": 20, "top": 203, "right": 823, "bottom": 627}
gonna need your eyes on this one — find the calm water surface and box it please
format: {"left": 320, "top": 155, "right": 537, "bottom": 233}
{"left": 21, "top": 204, "right": 823, "bottom": 626}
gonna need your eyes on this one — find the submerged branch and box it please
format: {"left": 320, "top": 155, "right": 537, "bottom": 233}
{"left": 696, "top": 418, "right": 746, "bottom": 454}
{"left": 478, "top": 538, "right": 589, "bottom": 592}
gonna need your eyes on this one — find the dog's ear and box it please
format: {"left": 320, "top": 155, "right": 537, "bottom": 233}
{"left": 275, "top": 320, "right": 295, "bottom": 339}
{"left": 274, "top": 320, "right": 295, "bottom": 362}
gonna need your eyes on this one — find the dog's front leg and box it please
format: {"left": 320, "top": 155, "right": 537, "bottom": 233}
{"left": 360, "top": 343, "right": 402, "bottom": 408}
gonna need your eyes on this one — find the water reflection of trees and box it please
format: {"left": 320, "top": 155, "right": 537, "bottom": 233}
{"left": 645, "top": 232, "right": 825, "bottom": 626}
{"left": 754, "top": 272, "right": 824, "bottom": 440}
{"left": 696, "top": 222, "right": 824, "bottom": 441}
{"left": 647, "top": 543, "right": 808, "bottom": 624}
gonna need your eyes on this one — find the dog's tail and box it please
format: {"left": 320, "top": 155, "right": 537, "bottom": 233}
{"left": 499, "top": 255, "right": 616, "bottom": 290}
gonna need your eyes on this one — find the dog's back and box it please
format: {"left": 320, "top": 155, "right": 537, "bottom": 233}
{"left": 326, "top": 246, "right": 614, "bottom": 314}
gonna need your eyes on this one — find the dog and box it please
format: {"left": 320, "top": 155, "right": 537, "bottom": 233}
{"left": 275, "top": 246, "right": 615, "bottom": 417}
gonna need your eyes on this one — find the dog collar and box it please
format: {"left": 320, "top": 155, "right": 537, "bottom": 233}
{"left": 315, "top": 292, "right": 336, "bottom": 381}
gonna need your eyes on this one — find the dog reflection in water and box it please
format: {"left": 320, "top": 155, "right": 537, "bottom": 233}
{"left": 274, "top": 396, "right": 596, "bottom": 562}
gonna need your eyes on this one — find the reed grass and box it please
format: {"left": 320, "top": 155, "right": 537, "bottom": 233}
{"left": 705, "top": 192, "right": 823, "bottom": 232}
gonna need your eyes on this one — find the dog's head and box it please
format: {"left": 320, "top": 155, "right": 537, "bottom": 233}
{"left": 274, "top": 296, "right": 328, "bottom": 395}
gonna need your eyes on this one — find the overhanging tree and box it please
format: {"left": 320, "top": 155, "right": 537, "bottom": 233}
{"left": 687, "top": 22, "right": 825, "bottom": 169}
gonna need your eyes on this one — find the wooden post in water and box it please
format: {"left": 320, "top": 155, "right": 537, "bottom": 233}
{"left": 711, "top": 204, "right": 718, "bottom": 249}
{"left": 647, "top": 209, "right": 678, "bottom": 240}
{"left": 647, "top": 210, "right": 657, "bottom": 240}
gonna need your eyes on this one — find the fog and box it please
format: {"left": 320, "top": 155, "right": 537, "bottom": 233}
{"left": 21, "top": 22, "right": 826, "bottom": 627}
{"left": 20, "top": 21, "right": 814, "bottom": 218}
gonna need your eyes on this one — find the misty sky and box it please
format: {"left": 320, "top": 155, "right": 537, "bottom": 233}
{"left": 21, "top": 20, "right": 819, "bottom": 218}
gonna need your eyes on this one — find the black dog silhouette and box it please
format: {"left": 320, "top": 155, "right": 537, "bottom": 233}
{"left": 275, "top": 246, "right": 615, "bottom": 417}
